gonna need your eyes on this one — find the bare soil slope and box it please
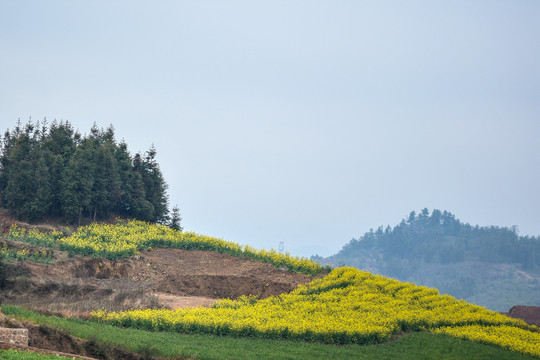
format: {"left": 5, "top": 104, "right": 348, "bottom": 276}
{"left": 0, "top": 214, "right": 317, "bottom": 359}
{"left": 1, "top": 238, "right": 315, "bottom": 317}
{"left": 503, "top": 306, "right": 540, "bottom": 328}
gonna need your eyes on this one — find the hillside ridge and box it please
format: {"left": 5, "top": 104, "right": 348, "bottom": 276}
{"left": 1, "top": 217, "right": 540, "bottom": 359}
{"left": 321, "top": 208, "right": 540, "bottom": 311}
{"left": 1, "top": 240, "right": 314, "bottom": 318}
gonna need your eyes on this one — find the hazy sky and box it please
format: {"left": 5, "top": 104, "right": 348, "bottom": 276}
{"left": 1, "top": 1, "right": 539, "bottom": 257}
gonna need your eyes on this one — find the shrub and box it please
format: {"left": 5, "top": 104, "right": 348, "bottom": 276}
{"left": 0, "top": 257, "right": 5, "bottom": 289}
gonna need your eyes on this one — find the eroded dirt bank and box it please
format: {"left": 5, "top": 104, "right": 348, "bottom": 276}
{"left": 503, "top": 305, "right": 540, "bottom": 327}
{"left": 0, "top": 232, "right": 319, "bottom": 358}
{"left": 0, "top": 313, "right": 162, "bottom": 359}
{"left": 1, "top": 244, "right": 315, "bottom": 316}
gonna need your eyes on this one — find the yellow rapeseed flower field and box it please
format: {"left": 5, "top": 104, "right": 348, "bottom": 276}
{"left": 92, "top": 267, "right": 540, "bottom": 357}
{"left": 8, "top": 220, "right": 327, "bottom": 275}
{"left": 8, "top": 222, "right": 539, "bottom": 357}
{"left": 433, "top": 325, "right": 540, "bottom": 357}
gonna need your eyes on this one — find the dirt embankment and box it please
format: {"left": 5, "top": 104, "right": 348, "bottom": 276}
{"left": 1, "top": 239, "right": 316, "bottom": 317}
{"left": 503, "top": 306, "right": 540, "bottom": 328}
{"left": 0, "top": 227, "right": 318, "bottom": 358}
{"left": 0, "top": 313, "right": 163, "bottom": 360}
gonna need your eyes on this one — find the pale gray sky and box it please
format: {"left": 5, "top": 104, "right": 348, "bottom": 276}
{"left": 1, "top": 1, "right": 539, "bottom": 257}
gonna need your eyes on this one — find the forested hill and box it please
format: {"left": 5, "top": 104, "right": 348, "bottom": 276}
{"left": 336, "top": 209, "right": 538, "bottom": 270}
{"left": 321, "top": 209, "right": 540, "bottom": 311}
{"left": 0, "top": 120, "right": 169, "bottom": 224}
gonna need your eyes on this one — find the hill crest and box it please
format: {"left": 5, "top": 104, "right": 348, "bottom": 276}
{"left": 321, "top": 208, "right": 540, "bottom": 311}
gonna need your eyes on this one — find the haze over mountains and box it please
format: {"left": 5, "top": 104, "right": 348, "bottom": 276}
{"left": 319, "top": 209, "right": 540, "bottom": 311}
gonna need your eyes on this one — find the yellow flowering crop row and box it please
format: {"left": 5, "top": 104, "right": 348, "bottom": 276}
{"left": 8, "top": 220, "right": 327, "bottom": 275}
{"left": 0, "top": 243, "right": 52, "bottom": 263}
{"left": 8, "top": 225, "right": 65, "bottom": 247}
{"left": 91, "top": 267, "right": 539, "bottom": 357}
{"left": 432, "top": 325, "right": 540, "bottom": 358}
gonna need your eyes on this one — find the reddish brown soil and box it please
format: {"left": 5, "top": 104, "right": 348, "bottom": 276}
{"left": 146, "top": 247, "right": 313, "bottom": 299}
{"left": 503, "top": 305, "right": 540, "bottom": 328}
{"left": 0, "top": 234, "right": 316, "bottom": 319}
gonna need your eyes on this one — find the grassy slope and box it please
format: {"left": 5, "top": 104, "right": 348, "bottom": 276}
{"left": 0, "top": 350, "right": 76, "bottom": 360}
{"left": 2, "top": 306, "right": 537, "bottom": 360}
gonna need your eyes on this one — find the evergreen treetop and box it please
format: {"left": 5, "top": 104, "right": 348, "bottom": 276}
{"left": 338, "top": 208, "right": 539, "bottom": 270}
{"left": 0, "top": 119, "right": 170, "bottom": 225}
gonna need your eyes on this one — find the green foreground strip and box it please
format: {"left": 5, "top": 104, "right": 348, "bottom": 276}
{"left": 0, "top": 349, "right": 75, "bottom": 360}
{"left": 2, "top": 305, "right": 537, "bottom": 360}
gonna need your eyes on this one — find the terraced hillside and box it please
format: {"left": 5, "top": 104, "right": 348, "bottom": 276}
{"left": 1, "top": 223, "right": 317, "bottom": 317}
{"left": 0, "top": 219, "right": 539, "bottom": 359}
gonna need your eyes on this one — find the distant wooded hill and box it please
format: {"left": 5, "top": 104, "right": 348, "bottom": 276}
{"left": 0, "top": 120, "right": 169, "bottom": 224}
{"left": 319, "top": 209, "right": 540, "bottom": 311}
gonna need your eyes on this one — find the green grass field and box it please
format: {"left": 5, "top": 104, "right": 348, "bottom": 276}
{"left": 2, "top": 305, "right": 537, "bottom": 360}
{"left": 0, "top": 349, "right": 75, "bottom": 360}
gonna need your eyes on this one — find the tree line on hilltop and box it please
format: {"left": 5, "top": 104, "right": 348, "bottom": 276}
{"left": 335, "top": 208, "right": 539, "bottom": 271}
{"left": 0, "top": 119, "right": 177, "bottom": 226}
{"left": 318, "top": 209, "right": 540, "bottom": 310}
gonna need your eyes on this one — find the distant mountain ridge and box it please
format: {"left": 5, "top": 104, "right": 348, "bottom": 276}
{"left": 320, "top": 209, "right": 540, "bottom": 311}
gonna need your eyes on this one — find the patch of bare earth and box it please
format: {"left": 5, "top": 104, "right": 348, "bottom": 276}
{"left": 503, "top": 306, "right": 540, "bottom": 327}
{"left": 0, "top": 212, "right": 322, "bottom": 357}
{"left": 146, "top": 247, "right": 314, "bottom": 299}
{"left": 0, "top": 236, "right": 319, "bottom": 358}
{"left": 1, "top": 243, "right": 316, "bottom": 317}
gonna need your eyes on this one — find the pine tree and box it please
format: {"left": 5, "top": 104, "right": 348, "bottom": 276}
{"left": 0, "top": 129, "right": 15, "bottom": 206}
{"left": 1, "top": 119, "right": 172, "bottom": 225}
{"left": 169, "top": 205, "right": 182, "bottom": 231}
{"left": 62, "top": 148, "right": 94, "bottom": 224}
{"left": 3, "top": 126, "right": 52, "bottom": 222}
{"left": 135, "top": 146, "right": 169, "bottom": 223}
{"left": 91, "top": 144, "right": 120, "bottom": 220}
{"left": 113, "top": 141, "right": 135, "bottom": 216}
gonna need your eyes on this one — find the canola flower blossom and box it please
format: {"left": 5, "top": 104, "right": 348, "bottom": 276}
{"left": 8, "top": 226, "right": 64, "bottom": 248}
{"left": 8, "top": 220, "right": 327, "bottom": 275}
{"left": 92, "top": 267, "right": 540, "bottom": 357}
{"left": 433, "top": 325, "right": 540, "bottom": 357}
{"left": 0, "top": 244, "right": 52, "bottom": 263}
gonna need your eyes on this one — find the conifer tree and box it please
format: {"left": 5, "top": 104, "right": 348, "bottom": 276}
{"left": 0, "top": 119, "right": 172, "bottom": 224}
{"left": 3, "top": 128, "right": 51, "bottom": 222}
{"left": 169, "top": 205, "right": 182, "bottom": 231}
{"left": 113, "top": 141, "right": 135, "bottom": 216}
{"left": 134, "top": 146, "right": 169, "bottom": 223}
{"left": 62, "top": 147, "right": 94, "bottom": 224}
